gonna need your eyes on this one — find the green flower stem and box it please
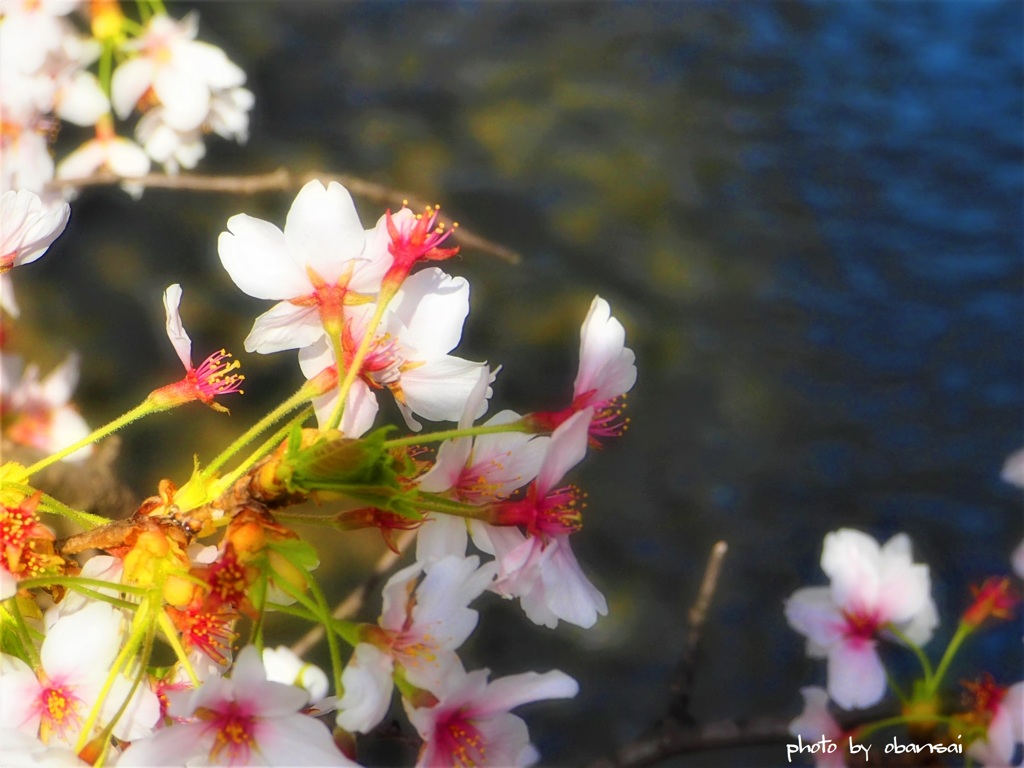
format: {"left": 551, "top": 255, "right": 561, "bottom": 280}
{"left": 19, "top": 400, "right": 159, "bottom": 480}
{"left": 928, "top": 620, "right": 973, "bottom": 695}
{"left": 208, "top": 407, "right": 313, "bottom": 498}
{"left": 384, "top": 420, "right": 530, "bottom": 450}
{"left": 201, "top": 383, "right": 318, "bottom": 482}
{"left": 2, "top": 483, "right": 108, "bottom": 529}
{"left": 269, "top": 553, "right": 345, "bottom": 696}
{"left": 18, "top": 575, "right": 148, "bottom": 597}
{"left": 156, "top": 609, "right": 199, "bottom": 687}
{"left": 887, "top": 623, "right": 935, "bottom": 683}
{"left": 76, "top": 597, "right": 154, "bottom": 753}
{"left": 854, "top": 713, "right": 958, "bottom": 742}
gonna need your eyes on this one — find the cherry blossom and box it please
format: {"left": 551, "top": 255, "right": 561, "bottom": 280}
{"left": 55, "top": 117, "right": 151, "bottom": 182}
{"left": 415, "top": 367, "right": 547, "bottom": 566}
{"left": 965, "top": 680, "right": 1024, "bottom": 767}
{"left": 788, "top": 687, "right": 847, "bottom": 768}
{"left": 298, "top": 267, "right": 490, "bottom": 432}
{"left": 147, "top": 283, "right": 244, "bottom": 412}
{"left": 219, "top": 179, "right": 389, "bottom": 354}
{"left": 111, "top": 12, "right": 248, "bottom": 134}
{"left": 784, "top": 528, "right": 938, "bottom": 709}
{"left": 527, "top": 295, "right": 636, "bottom": 444}
{"left": 336, "top": 555, "right": 495, "bottom": 734}
{"left": 479, "top": 409, "right": 608, "bottom": 629}
{"left": 0, "top": 189, "right": 70, "bottom": 273}
{"left": 117, "top": 645, "right": 355, "bottom": 767}
{"left": 0, "top": 601, "right": 159, "bottom": 748}
{"left": 404, "top": 661, "right": 578, "bottom": 768}
{"left": 0, "top": 351, "right": 93, "bottom": 460}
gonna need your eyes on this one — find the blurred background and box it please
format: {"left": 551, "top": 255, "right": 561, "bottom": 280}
{"left": 11, "top": 2, "right": 1023, "bottom": 765}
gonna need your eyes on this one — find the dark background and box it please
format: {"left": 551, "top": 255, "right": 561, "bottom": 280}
{"left": 12, "top": 2, "right": 1023, "bottom": 765}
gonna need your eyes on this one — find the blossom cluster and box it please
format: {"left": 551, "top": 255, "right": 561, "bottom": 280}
{"left": 1, "top": 0, "right": 254, "bottom": 462}
{"left": 785, "top": 523, "right": 1023, "bottom": 767}
{"left": 0, "top": 166, "right": 637, "bottom": 766}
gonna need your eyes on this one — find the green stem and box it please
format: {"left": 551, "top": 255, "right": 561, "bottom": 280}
{"left": 887, "top": 623, "right": 935, "bottom": 683}
{"left": 384, "top": 419, "right": 529, "bottom": 450}
{"left": 202, "top": 384, "right": 318, "bottom": 481}
{"left": 854, "top": 713, "right": 958, "bottom": 742}
{"left": 209, "top": 407, "right": 313, "bottom": 498}
{"left": 2, "top": 484, "right": 108, "bottom": 529}
{"left": 19, "top": 400, "right": 158, "bottom": 480}
{"left": 928, "top": 621, "right": 973, "bottom": 695}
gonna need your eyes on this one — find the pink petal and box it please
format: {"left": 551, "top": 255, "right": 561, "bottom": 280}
{"left": 827, "top": 639, "right": 886, "bottom": 710}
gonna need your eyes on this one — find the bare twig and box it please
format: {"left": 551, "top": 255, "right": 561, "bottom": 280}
{"left": 289, "top": 528, "right": 416, "bottom": 657}
{"left": 586, "top": 717, "right": 793, "bottom": 768}
{"left": 587, "top": 540, "right": 734, "bottom": 768}
{"left": 668, "top": 539, "right": 728, "bottom": 723}
{"left": 47, "top": 169, "right": 521, "bottom": 264}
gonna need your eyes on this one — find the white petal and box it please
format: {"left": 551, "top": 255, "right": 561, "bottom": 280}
{"left": 535, "top": 409, "right": 591, "bottom": 494}
{"left": 111, "top": 58, "right": 155, "bottom": 119}
{"left": 162, "top": 283, "right": 192, "bottom": 369}
{"left": 219, "top": 214, "right": 313, "bottom": 300}
{"left": 473, "top": 669, "right": 579, "bottom": 720}
{"left": 400, "top": 357, "right": 490, "bottom": 426}
{"left": 284, "top": 180, "right": 367, "bottom": 283}
{"left": 244, "top": 301, "right": 323, "bottom": 354}
{"left": 783, "top": 586, "right": 845, "bottom": 655}
{"left": 389, "top": 269, "right": 469, "bottom": 356}
{"left": 574, "top": 295, "right": 637, "bottom": 405}
{"left": 336, "top": 644, "right": 394, "bottom": 734}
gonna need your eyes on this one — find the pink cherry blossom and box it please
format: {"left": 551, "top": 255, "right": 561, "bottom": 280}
{"left": 967, "top": 680, "right": 1023, "bottom": 766}
{"left": 0, "top": 602, "right": 159, "bottom": 748}
{"left": 526, "top": 295, "right": 636, "bottom": 444}
{"left": 336, "top": 555, "right": 495, "bottom": 734}
{"left": 784, "top": 528, "right": 937, "bottom": 709}
{"left": 478, "top": 410, "right": 608, "bottom": 629}
{"left": 788, "top": 687, "right": 847, "bottom": 768}
{"left": 404, "top": 661, "right": 578, "bottom": 768}
{"left": 118, "top": 645, "right": 355, "bottom": 767}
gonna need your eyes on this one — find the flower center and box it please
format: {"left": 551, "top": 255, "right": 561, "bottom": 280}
{"left": 38, "top": 683, "right": 83, "bottom": 743}
{"left": 201, "top": 703, "right": 256, "bottom": 764}
{"left": 436, "top": 709, "right": 486, "bottom": 768}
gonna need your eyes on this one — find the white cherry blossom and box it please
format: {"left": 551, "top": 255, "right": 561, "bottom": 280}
{"left": 0, "top": 352, "right": 92, "bottom": 461}
{"left": 416, "top": 366, "right": 546, "bottom": 566}
{"left": 219, "top": 179, "right": 390, "bottom": 354}
{"left": 1, "top": 189, "right": 70, "bottom": 272}
{"left": 968, "top": 681, "right": 1024, "bottom": 767}
{"left": 0, "top": 601, "right": 159, "bottom": 748}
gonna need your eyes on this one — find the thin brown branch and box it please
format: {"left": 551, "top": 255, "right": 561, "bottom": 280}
{"left": 585, "top": 717, "right": 794, "bottom": 768}
{"left": 47, "top": 169, "right": 521, "bottom": 264}
{"left": 668, "top": 539, "right": 728, "bottom": 723}
{"left": 289, "top": 528, "right": 416, "bottom": 657}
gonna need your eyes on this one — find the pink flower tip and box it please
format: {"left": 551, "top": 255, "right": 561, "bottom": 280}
{"left": 383, "top": 203, "right": 459, "bottom": 286}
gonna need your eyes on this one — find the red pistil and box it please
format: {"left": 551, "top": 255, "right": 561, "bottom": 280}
{"left": 489, "top": 483, "right": 584, "bottom": 537}
{"left": 963, "top": 577, "right": 1018, "bottom": 628}
{"left": 841, "top": 609, "right": 882, "bottom": 641}
{"left": 383, "top": 203, "right": 459, "bottom": 290}
{"left": 435, "top": 709, "right": 486, "bottom": 767}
